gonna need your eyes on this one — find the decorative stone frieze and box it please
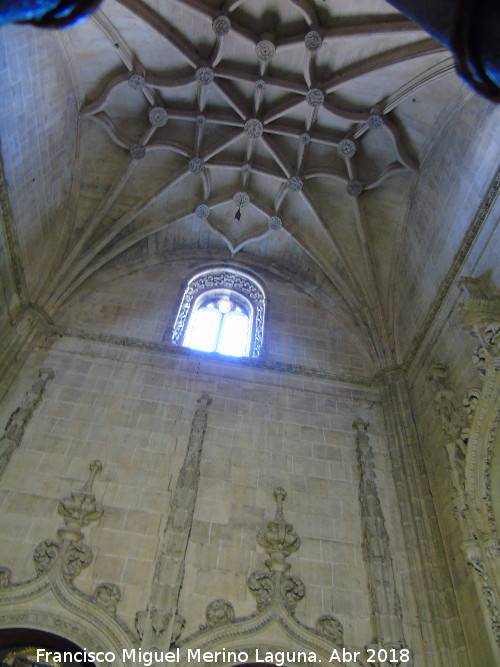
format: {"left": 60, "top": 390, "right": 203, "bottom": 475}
{"left": 0, "top": 368, "right": 53, "bottom": 479}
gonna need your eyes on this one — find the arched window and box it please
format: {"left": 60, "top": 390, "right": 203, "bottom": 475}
{"left": 172, "top": 269, "right": 265, "bottom": 358}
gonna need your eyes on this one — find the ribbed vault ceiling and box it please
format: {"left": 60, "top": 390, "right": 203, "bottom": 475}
{"left": 29, "top": 0, "right": 466, "bottom": 365}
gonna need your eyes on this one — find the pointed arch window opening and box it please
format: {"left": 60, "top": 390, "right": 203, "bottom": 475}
{"left": 172, "top": 269, "right": 265, "bottom": 358}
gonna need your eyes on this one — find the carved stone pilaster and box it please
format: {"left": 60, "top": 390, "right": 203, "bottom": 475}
{"left": 138, "top": 393, "right": 211, "bottom": 649}
{"left": 0, "top": 368, "right": 53, "bottom": 478}
{"left": 353, "top": 421, "right": 408, "bottom": 657}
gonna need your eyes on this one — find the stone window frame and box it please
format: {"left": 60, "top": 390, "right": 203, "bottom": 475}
{"left": 172, "top": 268, "right": 266, "bottom": 358}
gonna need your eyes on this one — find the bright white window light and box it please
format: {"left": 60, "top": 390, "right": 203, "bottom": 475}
{"left": 172, "top": 269, "right": 265, "bottom": 358}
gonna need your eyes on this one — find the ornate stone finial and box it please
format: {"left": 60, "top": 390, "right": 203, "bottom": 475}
{"left": 337, "top": 138, "right": 356, "bottom": 158}
{"left": 257, "top": 487, "right": 300, "bottom": 571}
{"left": 256, "top": 40, "right": 275, "bottom": 62}
{"left": 248, "top": 489, "right": 304, "bottom": 614}
{"left": 306, "top": 88, "right": 324, "bottom": 107}
{"left": 212, "top": 15, "right": 231, "bottom": 36}
{"left": 244, "top": 118, "right": 264, "bottom": 138}
{"left": 149, "top": 106, "right": 168, "bottom": 127}
{"left": 58, "top": 461, "right": 103, "bottom": 538}
{"left": 195, "top": 67, "right": 214, "bottom": 85}
{"left": 305, "top": 31, "right": 322, "bottom": 52}
{"left": 287, "top": 176, "right": 303, "bottom": 192}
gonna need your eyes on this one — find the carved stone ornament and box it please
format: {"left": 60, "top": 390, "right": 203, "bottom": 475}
{"left": 93, "top": 583, "right": 121, "bottom": 614}
{"left": 212, "top": 15, "right": 231, "bottom": 36}
{"left": 196, "top": 114, "right": 206, "bottom": 126}
{"left": 346, "top": 180, "right": 362, "bottom": 197}
{"left": 305, "top": 30, "right": 322, "bottom": 51}
{"left": 33, "top": 539, "right": 60, "bottom": 575}
{"left": 128, "top": 73, "right": 146, "bottom": 90}
{"left": 130, "top": 144, "right": 146, "bottom": 160}
{"left": 189, "top": 157, "right": 205, "bottom": 174}
{"left": 337, "top": 138, "right": 356, "bottom": 158}
{"left": 459, "top": 274, "right": 500, "bottom": 359}
{"left": 233, "top": 191, "right": 250, "bottom": 208}
{"left": 255, "top": 79, "right": 266, "bottom": 91}
{"left": 195, "top": 204, "right": 210, "bottom": 219}
{"left": 0, "top": 566, "right": 12, "bottom": 588}
{"left": 195, "top": 67, "right": 214, "bottom": 85}
{"left": 241, "top": 163, "right": 252, "bottom": 174}
{"left": 473, "top": 345, "right": 488, "bottom": 376}
{"left": 306, "top": 88, "right": 324, "bottom": 107}
{"left": 256, "top": 40, "right": 275, "bottom": 62}
{"left": 247, "top": 489, "right": 305, "bottom": 614}
{"left": 62, "top": 542, "right": 93, "bottom": 580}
{"left": 244, "top": 118, "right": 264, "bottom": 138}
{"left": 148, "top": 106, "right": 168, "bottom": 127}
{"left": 300, "top": 132, "right": 311, "bottom": 144}
{"left": 268, "top": 216, "right": 283, "bottom": 231}
{"left": 58, "top": 460, "right": 103, "bottom": 533}
{"left": 257, "top": 488, "right": 300, "bottom": 570}
{"left": 315, "top": 615, "right": 344, "bottom": 645}
{"left": 205, "top": 599, "right": 235, "bottom": 627}
{"left": 136, "top": 609, "right": 185, "bottom": 642}
{"left": 287, "top": 176, "right": 303, "bottom": 192}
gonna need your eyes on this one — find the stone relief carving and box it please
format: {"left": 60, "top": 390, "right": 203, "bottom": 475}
{"left": 432, "top": 275, "right": 500, "bottom": 653}
{"left": 33, "top": 539, "right": 60, "bottom": 576}
{"left": 353, "top": 421, "right": 409, "bottom": 658}
{"left": 0, "top": 368, "right": 53, "bottom": 479}
{"left": 58, "top": 460, "right": 103, "bottom": 535}
{"left": 62, "top": 542, "right": 93, "bottom": 581}
{"left": 137, "top": 394, "right": 211, "bottom": 650}
{"left": 315, "top": 615, "right": 344, "bottom": 645}
{"left": 0, "top": 566, "right": 12, "bottom": 588}
{"left": 93, "top": 583, "right": 122, "bottom": 614}
{"left": 204, "top": 599, "right": 235, "bottom": 628}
